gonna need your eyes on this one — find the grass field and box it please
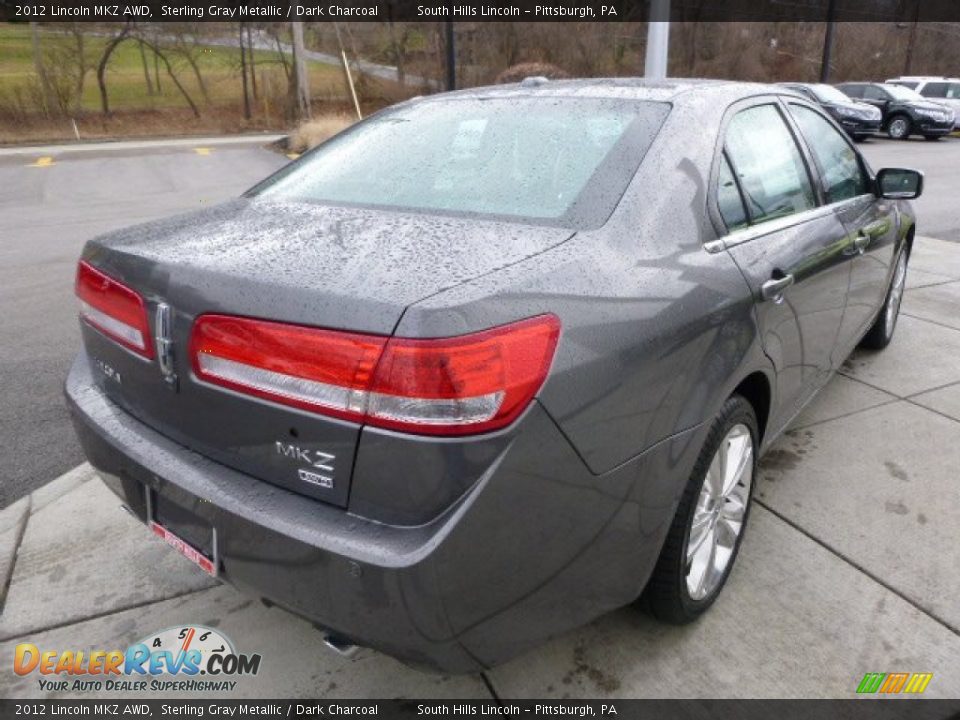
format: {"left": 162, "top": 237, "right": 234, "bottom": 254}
{"left": 0, "top": 23, "right": 350, "bottom": 113}
{"left": 0, "top": 23, "right": 405, "bottom": 143}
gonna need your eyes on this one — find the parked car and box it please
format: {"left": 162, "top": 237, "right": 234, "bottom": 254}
{"left": 779, "top": 82, "right": 882, "bottom": 140}
{"left": 66, "top": 79, "right": 922, "bottom": 673}
{"left": 887, "top": 76, "right": 960, "bottom": 129}
{"left": 837, "top": 81, "right": 955, "bottom": 139}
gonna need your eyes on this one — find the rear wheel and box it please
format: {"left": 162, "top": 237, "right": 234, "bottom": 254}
{"left": 860, "top": 247, "right": 909, "bottom": 350}
{"left": 887, "top": 115, "right": 912, "bottom": 140}
{"left": 644, "top": 395, "right": 757, "bottom": 624}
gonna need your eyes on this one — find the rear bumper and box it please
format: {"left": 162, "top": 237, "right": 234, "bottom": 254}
{"left": 66, "top": 353, "right": 701, "bottom": 671}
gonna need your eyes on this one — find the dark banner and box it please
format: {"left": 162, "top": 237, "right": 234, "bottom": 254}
{"left": 2, "top": 700, "right": 960, "bottom": 719}
{"left": 5, "top": 0, "right": 960, "bottom": 23}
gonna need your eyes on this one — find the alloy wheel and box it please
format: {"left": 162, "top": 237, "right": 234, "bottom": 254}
{"left": 888, "top": 117, "right": 909, "bottom": 139}
{"left": 885, "top": 251, "right": 908, "bottom": 337}
{"left": 685, "top": 424, "right": 753, "bottom": 601}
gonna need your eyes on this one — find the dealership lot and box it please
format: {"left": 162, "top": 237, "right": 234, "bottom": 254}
{"left": 0, "top": 135, "right": 959, "bottom": 699}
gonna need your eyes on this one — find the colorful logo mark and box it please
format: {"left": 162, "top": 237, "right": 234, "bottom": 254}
{"left": 14, "top": 625, "right": 260, "bottom": 678}
{"left": 857, "top": 672, "right": 933, "bottom": 694}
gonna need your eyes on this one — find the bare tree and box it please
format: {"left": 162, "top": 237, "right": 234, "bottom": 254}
{"left": 138, "top": 40, "right": 155, "bottom": 96}
{"left": 167, "top": 25, "right": 210, "bottom": 103}
{"left": 29, "top": 22, "right": 55, "bottom": 115}
{"left": 138, "top": 36, "right": 201, "bottom": 118}
{"left": 97, "top": 24, "right": 132, "bottom": 115}
{"left": 291, "top": 20, "right": 311, "bottom": 120}
{"left": 97, "top": 25, "right": 200, "bottom": 118}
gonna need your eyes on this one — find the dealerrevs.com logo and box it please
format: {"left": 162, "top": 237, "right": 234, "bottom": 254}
{"left": 14, "top": 626, "right": 261, "bottom": 694}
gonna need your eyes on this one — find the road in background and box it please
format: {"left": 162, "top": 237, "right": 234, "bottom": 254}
{"left": 0, "top": 134, "right": 956, "bottom": 508}
{"left": 860, "top": 136, "right": 960, "bottom": 242}
{"left": 0, "top": 140, "right": 287, "bottom": 507}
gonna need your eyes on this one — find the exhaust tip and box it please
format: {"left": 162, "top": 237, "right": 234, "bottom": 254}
{"left": 322, "top": 632, "right": 359, "bottom": 658}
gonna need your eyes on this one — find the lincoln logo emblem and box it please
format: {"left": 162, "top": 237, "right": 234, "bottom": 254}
{"left": 155, "top": 303, "right": 177, "bottom": 388}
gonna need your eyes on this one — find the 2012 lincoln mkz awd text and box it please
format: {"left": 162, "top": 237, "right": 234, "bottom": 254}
{"left": 66, "top": 79, "right": 922, "bottom": 672}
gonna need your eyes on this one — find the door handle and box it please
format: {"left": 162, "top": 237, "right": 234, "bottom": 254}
{"left": 761, "top": 273, "right": 794, "bottom": 303}
{"left": 854, "top": 232, "right": 871, "bottom": 254}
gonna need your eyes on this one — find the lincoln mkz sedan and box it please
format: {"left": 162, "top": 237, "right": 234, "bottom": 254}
{"left": 66, "top": 79, "right": 922, "bottom": 672}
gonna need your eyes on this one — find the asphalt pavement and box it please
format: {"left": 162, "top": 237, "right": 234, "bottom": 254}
{"left": 859, "top": 136, "right": 960, "bottom": 242}
{"left": 0, "top": 138, "right": 288, "bottom": 507}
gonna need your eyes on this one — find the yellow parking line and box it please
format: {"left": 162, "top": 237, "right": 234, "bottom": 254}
{"left": 26, "top": 156, "right": 55, "bottom": 168}
{"left": 193, "top": 148, "right": 212, "bottom": 156}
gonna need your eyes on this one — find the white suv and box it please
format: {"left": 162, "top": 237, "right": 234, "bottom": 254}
{"left": 887, "top": 77, "right": 960, "bottom": 128}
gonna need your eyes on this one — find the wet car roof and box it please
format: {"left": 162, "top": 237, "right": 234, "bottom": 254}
{"left": 420, "top": 78, "right": 794, "bottom": 108}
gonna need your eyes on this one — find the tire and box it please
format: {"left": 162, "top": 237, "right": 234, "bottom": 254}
{"left": 644, "top": 395, "right": 758, "bottom": 624}
{"left": 887, "top": 115, "right": 912, "bottom": 140}
{"left": 924, "top": 135, "right": 942, "bottom": 141}
{"left": 860, "top": 247, "right": 909, "bottom": 350}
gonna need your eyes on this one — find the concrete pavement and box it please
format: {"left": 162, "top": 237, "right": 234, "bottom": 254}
{"left": 1, "top": 239, "right": 959, "bottom": 699}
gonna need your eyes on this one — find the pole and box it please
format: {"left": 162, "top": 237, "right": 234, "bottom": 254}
{"left": 291, "top": 19, "right": 311, "bottom": 120}
{"left": 239, "top": 24, "right": 251, "bottom": 120}
{"left": 644, "top": 0, "right": 670, "bottom": 80}
{"left": 445, "top": 20, "right": 455, "bottom": 91}
{"left": 904, "top": 0, "right": 921, "bottom": 75}
{"left": 819, "top": 0, "right": 837, "bottom": 83}
{"left": 341, "top": 50, "right": 362, "bottom": 120}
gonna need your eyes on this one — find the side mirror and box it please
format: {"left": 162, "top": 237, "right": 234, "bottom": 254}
{"left": 876, "top": 167, "right": 924, "bottom": 199}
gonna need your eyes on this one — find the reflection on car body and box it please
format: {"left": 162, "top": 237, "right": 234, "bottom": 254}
{"left": 66, "top": 79, "right": 922, "bottom": 672}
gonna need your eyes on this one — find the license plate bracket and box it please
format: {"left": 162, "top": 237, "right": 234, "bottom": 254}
{"left": 146, "top": 490, "right": 219, "bottom": 577}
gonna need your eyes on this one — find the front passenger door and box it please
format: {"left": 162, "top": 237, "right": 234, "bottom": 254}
{"left": 717, "top": 102, "right": 853, "bottom": 434}
{"left": 787, "top": 102, "right": 898, "bottom": 358}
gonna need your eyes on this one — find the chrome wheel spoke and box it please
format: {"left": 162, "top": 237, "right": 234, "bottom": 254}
{"left": 722, "top": 431, "right": 752, "bottom": 497}
{"left": 687, "top": 527, "right": 716, "bottom": 599}
{"left": 685, "top": 422, "right": 754, "bottom": 601}
{"left": 707, "top": 448, "right": 724, "bottom": 499}
{"left": 687, "top": 508, "right": 713, "bottom": 563}
{"left": 886, "top": 253, "right": 907, "bottom": 335}
{"left": 721, "top": 493, "right": 747, "bottom": 525}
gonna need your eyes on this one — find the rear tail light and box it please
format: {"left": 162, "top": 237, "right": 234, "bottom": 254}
{"left": 75, "top": 261, "right": 153, "bottom": 359}
{"left": 190, "top": 314, "right": 560, "bottom": 436}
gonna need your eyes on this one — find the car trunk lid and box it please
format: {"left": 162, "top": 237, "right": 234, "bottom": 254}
{"left": 78, "top": 198, "right": 572, "bottom": 506}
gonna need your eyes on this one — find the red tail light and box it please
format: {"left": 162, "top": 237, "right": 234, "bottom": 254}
{"left": 75, "top": 261, "right": 153, "bottom": 359}
{"left": 190, "top": 314, "right": 560, "bottom": 436}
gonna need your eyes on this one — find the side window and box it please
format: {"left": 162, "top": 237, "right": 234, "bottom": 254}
{"left": 723, "top": 104, "right": 816, "bottom": 225}
{"left": 840, "top": 85, "right": 863, "bottom": 98}
{"left": 788, "top": 104, "right": 869, "bottom": 203}
{"left": 863, "top": 86, "right": 888, "bottom": 101}
{"left": 922, "top": 82, "right": 948, "bottom": 98}
{"left": 717, "top": 154, "right": 748, "bottom": 231}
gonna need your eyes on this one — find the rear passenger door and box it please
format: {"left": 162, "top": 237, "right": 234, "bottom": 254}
{"left": 713, "top": 99, "right": 856, "bottom": 436}
{"left": 786, "top": 101, "right": 898, "bottom": 359}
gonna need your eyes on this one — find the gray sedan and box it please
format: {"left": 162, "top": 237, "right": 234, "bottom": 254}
{"left": 66, "top": 79, "right": 922, "bottom": 672}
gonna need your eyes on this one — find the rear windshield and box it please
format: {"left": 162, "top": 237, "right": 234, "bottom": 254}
{"left": 249, "top": 97, "right": 670, "bottom": 228}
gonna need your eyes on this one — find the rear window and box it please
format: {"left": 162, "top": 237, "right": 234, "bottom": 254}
{"left": 249, "top": 97, "right": 670, "bottom": 228}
